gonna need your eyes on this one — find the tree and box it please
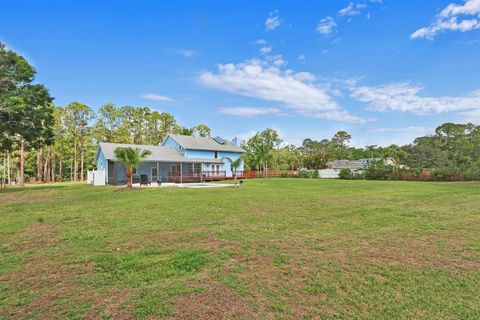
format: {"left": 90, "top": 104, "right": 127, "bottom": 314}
{"left": 222, "top": 156, "right": 243, "bottom": 184}
{"left": 145, "top": 111, "right": 180, "bottom": 145}
{"left": 331, "top": 130, "right": 351, "bottom": 159}
{"left": 365, "top": 160, "right": 393, "bottom": 180}
{"left": 300, "top": 138, "right": 331, "bottom": 169}
{"left": 0, "top": 43, "right": 54, "bottom": 186}
{"left": 121, "top": 106, "right": 149, "bottom": 144}
{"left": 193, "top": 124, "right": 211, "bottom": 138}
{"left": 244, "top": 129, "right": 282, "bottom": 177}
{"left": 179, "top": 126, "right": 194, "bottom": 136}
{"left": 92, "top": 103, "right": 125, "bottom": 143}
{"left": 3, "top": 85, "right": 54, "bottom": 186}
{"left": 65, "top": 102, "right": 94, "bottom": 181}
{"left": 114, "top": 147, "right": 152, "bottom": 188}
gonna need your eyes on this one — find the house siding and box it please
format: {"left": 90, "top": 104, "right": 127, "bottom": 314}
{"left": 163, "top": 136, "right": 185, "bottom": 154}
{"left": 185, "top": 149, "right": 244, "bottom": 177}
{"left": 218, "top": 151, "right": 244, "bottom": 177}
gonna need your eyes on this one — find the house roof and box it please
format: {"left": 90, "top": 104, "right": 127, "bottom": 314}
{"left": 166, "top": 134, "right": 245, "bottom": 153}
{"left": 328, "top": 160, "right": 366, "bottom": 170}
{"left": 328, "top": 158, "right": 382, "bottom": 170}
{"left": 97, "top": 142, "right": 216, "bottom": 163}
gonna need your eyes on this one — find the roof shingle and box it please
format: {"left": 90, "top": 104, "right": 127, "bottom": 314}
{"left": 167, "top": 134, "right": 245, "bottom": 153}
{"left": 98, "top": 143, "right": 191, "bottom": 162}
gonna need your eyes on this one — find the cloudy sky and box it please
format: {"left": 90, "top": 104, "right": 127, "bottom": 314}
{"left": 1, "top": 0, "right": 479, "bottom": 146}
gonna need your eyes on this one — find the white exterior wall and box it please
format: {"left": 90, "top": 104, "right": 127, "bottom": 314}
{"left": 318, "top": 169, "right": 340, "bottom": 179}
{"left": 88, "top": 170, "right": 106, "bottom": 186}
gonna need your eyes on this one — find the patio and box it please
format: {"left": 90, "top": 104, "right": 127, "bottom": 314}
{"left": 130, "top": 182, "right": 237, "bottom": 188}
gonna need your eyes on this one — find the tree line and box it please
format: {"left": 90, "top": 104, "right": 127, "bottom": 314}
{"left": 0, "top": 43, "right": 211, "bottom": 186}
{"left": 2, "top": 42, "right": 480, "bottom": 187}
{"left": 242, "top": 124, "right": 480, "bottom": 181}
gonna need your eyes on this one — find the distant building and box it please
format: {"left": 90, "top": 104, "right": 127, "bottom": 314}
{"left": 319, "top": 158, "right": 397, "bottom": 179}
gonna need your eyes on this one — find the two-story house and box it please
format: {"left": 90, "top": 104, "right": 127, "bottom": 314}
{"left": 95, "top": 134, "right": 245, "bottom": 185}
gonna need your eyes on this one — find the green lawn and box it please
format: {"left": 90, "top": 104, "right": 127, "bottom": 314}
{"left": 1, "top": 179, "right": 479, "bottom": 319}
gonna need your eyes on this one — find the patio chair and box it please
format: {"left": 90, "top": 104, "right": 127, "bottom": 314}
{"left": 140, "top": 174, "right": 151, "bottom": 186}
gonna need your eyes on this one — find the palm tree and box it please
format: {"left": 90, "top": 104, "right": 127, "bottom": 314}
{"left": 222, "top": 156, "right": 243, "bottom": 185}
{"left": 114, "top": 147, "right": 152, "bottom": 188}
{"left": 254, "top": 143, "right": 272, "bottom": 178}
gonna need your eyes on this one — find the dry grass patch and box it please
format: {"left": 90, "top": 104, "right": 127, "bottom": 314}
{"left": 169, "top": 282, "right": 254, "bottom": 320}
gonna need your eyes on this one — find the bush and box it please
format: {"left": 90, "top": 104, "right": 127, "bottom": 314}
{"left": 365, "top": 160, "right": 393, "bottom": 180}
{"left": 339, "top": 168, "right": 353, "bottom": 180}
{"left": 464, "top": 162, "right": 480, "bottom": 181}
{"left": 433, "top": 167, "right": 464, "bottom": 181}
{"left": 299, "top": 170, "right": 310, "bottom": 178}
{"left": 279, "top": 172, "right": 289, "bottom": 178}
{"left": 309, "top": 170, "right": 319, "bottom": 178}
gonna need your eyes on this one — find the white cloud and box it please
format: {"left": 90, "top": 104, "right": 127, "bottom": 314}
{"left": 357, "top": 3, "right": 367, "bottom": 10}
{"left": 265, "top": 11, "right": 282, "bottom": 31}
{"left": 351, "top": 82, "right": 480, "bottom": 114}
{"left": 298, "top": 54, "right": 306, "bottom": 63}
{"left": 199, "top": 59, "right": 364, "bottom": 122}
{"left": 272, "top": 57, "right": 285, "bottom": 67}
{"left": 259, "top": 46, "right": 272, "bottom": 54}
{"left": 411, "top": 0, "right": 480, "bottom": 39}
{"left": 331, "top": 37, "right": 343, "bottom": 44}
{"left": 339, "top": 2, "right": 361, "bottom": 16}
{"left": 255, "top": 39, "right": 268, "bottom": 45}
{"left": 141, "top": 93, "right": 175, "bottom": 102}
{"left": 178, "top": 49, "right": 197, "bottom": 57}
{"left": 460, "top": 108, "right": 480, "bottom": 123}
{"left": 217, "top": 107, "right": 282, "bottom": 117}
{"left": 316, "top": 16, "right": 337, "bottom": 34}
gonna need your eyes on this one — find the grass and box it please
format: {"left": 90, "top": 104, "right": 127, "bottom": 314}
{"left": 1, "top": 179, "right": 479, "bottom": 319}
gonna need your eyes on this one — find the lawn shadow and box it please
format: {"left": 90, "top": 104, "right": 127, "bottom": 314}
{"left": 0, "top": 184, "right": 69, "bottom": 194}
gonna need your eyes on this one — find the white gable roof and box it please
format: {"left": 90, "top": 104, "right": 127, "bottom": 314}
{"left": 98, "top": 142, "right": 191, "bottom": 162}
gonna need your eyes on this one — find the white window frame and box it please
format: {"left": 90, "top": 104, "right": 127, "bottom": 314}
{"left": 214, "top": 151, "right": 219, "bottom": 159}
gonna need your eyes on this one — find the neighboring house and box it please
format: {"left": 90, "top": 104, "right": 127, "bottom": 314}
{"left": 319, "top": 158, "right": 397, "bottom": 179}
{"left": 95, "top": 134, "right": 245, "bottom": 185}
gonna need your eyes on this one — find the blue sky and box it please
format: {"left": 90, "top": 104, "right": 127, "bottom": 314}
{"left": 1, "top": 0, "right": 480, "bottom": 146}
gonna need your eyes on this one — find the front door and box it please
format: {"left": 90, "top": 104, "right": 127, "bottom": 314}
{"left": 108, "top": 161, "right": 115, "bottom": 184}
{"left": 212, "top": 164, "right": 220, "bottom": 173}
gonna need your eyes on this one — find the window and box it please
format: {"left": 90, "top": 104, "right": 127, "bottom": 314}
{"left": 214, "top": 151, "right": 219, "bottom": 159}
{"left": 170, "top": 164, "right": 181, "bottom": 174}
{"left": 151, "top": 167, "right": 158, "bottom": 181}
{"left": 193, "top": 163, "right": 202, "bottom": 174}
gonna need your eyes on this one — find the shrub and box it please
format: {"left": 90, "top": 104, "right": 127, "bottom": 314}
{"left": 339, "top": 168, "right": 353, "bottom": 180}
{"left": 299, "top": 170, "right": 310, "bottom": 178}
{"left": 309, "top": 170, "right": 319, "bottom": 178}
{"left": 365, "top": 160, "right": 393, "bottom": 180}
{"left": 280, "top": 172, "right": 289, "bottom": 178}
{"left": 433, "top": 167, "right": 464, "bottom": 181}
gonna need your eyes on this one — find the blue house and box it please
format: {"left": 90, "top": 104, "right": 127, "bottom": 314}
{"left": 95, "top": 134, "right": 245, "bottom": 185}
